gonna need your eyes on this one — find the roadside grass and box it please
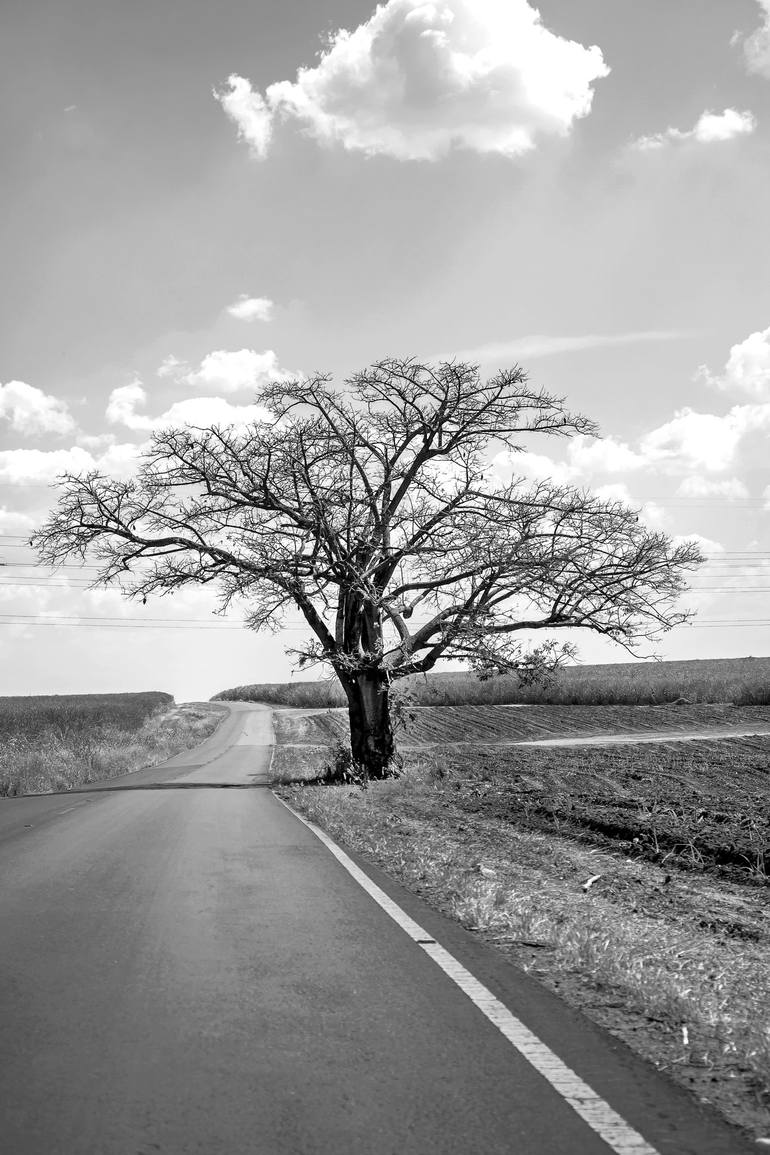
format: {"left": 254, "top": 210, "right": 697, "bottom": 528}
{"left": 0, "top": 701, "right": 226, "bottom": 796}
{"left": 215, "top": 654, "right": 770, "bottom": 707}
{"left": 275, "top": 735, "right": 770, "bottom": 881}
{"left": 278, "top": 763, "right": 770, "bottom": 1139}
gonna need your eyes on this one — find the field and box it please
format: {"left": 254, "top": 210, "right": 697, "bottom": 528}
{"left": 277, "top": 700, "right": 770, "bottom": 1138}
{"left": 0, "top": 692, "right": 225, "bottom": 796}
{"left": 214, "top": 654, "right": 770, "bottom": 707}
{"left": 273, "top": 703, "right": 770, "bottom": 881}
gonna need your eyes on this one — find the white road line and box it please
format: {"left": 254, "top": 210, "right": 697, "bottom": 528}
{"left": 275, "top": 793, "right": 660, "bottom": 1155}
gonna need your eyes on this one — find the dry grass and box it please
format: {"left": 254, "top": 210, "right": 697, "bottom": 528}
{"left": 0, "top": 702, "right": 226, "bottom": 796}
{"left": 278, "top": 761, "right": 770, "bottom": 1139}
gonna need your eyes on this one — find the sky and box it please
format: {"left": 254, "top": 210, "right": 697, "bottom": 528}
{"left": 2, "top": 0, "right": 770, "bottom": 701}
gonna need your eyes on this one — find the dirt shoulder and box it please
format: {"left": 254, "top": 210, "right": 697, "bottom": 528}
{"left": 277, "top": 745, "right": 770, "bottom": 1143}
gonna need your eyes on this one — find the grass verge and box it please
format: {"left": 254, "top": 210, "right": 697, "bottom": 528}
{"left": 277, "top": 756, "right": 770, "bottom": 1141}
{"left": 0, "top": 702, "right": 226, "bottom": 796}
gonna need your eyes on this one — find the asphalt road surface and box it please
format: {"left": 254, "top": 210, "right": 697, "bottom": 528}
{"left": 0, "top": 705, "right": 755, "bottom": 1154}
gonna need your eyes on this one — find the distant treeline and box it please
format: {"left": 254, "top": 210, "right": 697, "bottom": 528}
{"left": 0, "top": 692, "right": 174, "bottom": 741}
{"left": 213, "top": 656, "right": 770, "bottom": 708}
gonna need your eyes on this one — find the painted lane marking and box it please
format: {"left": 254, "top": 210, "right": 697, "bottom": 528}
{"left": 275, "top": 793, "right": 659, "bottom": 1155}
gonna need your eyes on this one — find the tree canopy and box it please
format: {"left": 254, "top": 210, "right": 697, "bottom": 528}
{"left": 32, "top": 358, "right": 702, "bottom": 776}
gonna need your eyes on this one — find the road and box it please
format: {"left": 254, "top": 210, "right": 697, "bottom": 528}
{"left": 0, "top": 704, "right": 755, "bottom": 1154}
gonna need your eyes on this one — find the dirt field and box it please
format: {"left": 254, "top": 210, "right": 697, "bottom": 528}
{"left": 274, "top": 705, "right": 770, "bottom": 882}
{"left": 273, "top": 701, "right": 770, "bottom": 748}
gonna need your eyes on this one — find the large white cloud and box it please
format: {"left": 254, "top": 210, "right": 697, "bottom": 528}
{"left": 217, "top": 0, "right": 609, "bottom": 161}
{"left": 633, "top": 108, "right": 756, "bottom": 151}
{"left": 640, "top": 405, "right": 770, "bottom": 472}
{"left": 158, "top": 349, "right": 294, "bottom": 393}
{"left": 0, "top": 445, "right": 136, "bottom": 485}
{"left": 0, "top": 380, "right": 75, "bottom": 438}
{"left": 743, "top": 1, "right": 770, "bottom": 77}
{"left": 226, "top": 295, "right": 274, "bottom": 322}
{"left": 106, "top": 382, "right": 272, "bottom": 431}
{"left": 697, "top": 325, "right": 770, "bottom": 399}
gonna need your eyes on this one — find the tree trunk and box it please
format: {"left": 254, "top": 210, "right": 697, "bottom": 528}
{"left": 342, "top": 671, "right": 397, "bottom": 780}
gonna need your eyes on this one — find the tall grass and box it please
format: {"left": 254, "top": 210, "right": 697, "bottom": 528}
{"left": 0, "top": 691, "right": 174, "bottom": 740}
{"left": 214, "top": 655, "right": 770, "bottom": 708}
{"left": 0, "top": 694, "right": 223, "bottom": 797}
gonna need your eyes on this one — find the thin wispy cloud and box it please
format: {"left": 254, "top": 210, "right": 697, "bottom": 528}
{"left": 438, "top": 330, "right": 691, "bottom": 364}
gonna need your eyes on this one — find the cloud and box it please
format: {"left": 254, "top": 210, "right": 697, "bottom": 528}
{"left": 491, "top": 449, "right": 573, "bottom": 487}
{"left": 444, "top": 329, "right": 688, "bottom": 363}
{"left": 640, "top": 409, "right": 743, "bottom": 472}
{"left": 640, "top": 404, "right": 770, "bottom": 473}
{"left": 677, "top": 475, "right": 750, "bottom": 500}
{"left": 0, "top": 380, "right": 76, "bottom": 438}
{"left": 226, "top": 295, "right": 274, "bottom": 322}
{"left": 566, "top": 435, "right": 647, "bottom": 475}
{"left": 0, "top": 447, "right": 98, "bottom": 485}
{"left": 217, "top": 0, "right": 609, "bottom": 162}
{"left": 744, "top": 1, "right": 770, "bottom": 77}
{"left": 696, "top": 325, "right": 770, "bottom": 399}
{"left": 158, "top": 348, "right": 295, "bottom": 393}
{"left": 633, "top": 108, "right": 756, "bottom": 151}
{"left": 0, "top": 507, "right": 36, "bottom": 535}
{"left": 106, "top": 382, "right": 273, "bottom": 431}
{"left": 215, "top": 74, "right": 273, "bottom": 157}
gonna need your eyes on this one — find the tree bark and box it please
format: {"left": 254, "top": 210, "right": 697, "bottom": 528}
{"left": 341, "top": 671, "right": 397, "bottom": 779}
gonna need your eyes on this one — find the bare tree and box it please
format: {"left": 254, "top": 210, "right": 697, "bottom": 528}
{"left": 32, "top": 358, "right": 702, "bottom": 777}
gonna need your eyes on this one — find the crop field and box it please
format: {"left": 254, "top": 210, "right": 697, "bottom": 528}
{"left": 0, "top": 692, "right": 222, "bottom": 796}
{"left": 272, "top": 702, "right": 770, "bottom": 883}
{"left": 0, "top": 691, "right": 173, "bottom": 740}
{"left": 215, "top": 654, "right": 770, "bottom": 708}
{"left": 272, "top": 701, "right": 770, "bottom": 748}
{"left": 412, "top": 738, "right": 770, "bottom": 883}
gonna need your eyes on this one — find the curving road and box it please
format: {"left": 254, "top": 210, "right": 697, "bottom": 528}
{"left": 0, "top": 705, "right": 754, "bottom": 1153}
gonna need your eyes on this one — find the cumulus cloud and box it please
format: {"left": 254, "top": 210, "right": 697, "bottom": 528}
{"left": 743, "top": 1, "right": 770, "bottom": 77}
{"left": 633, "top": 108, "right": 756, "bottom": 151}
{"left": 677, "top": 475, "right": 750, "bottom": 499}
{"left": 640, "top": 409, "right": 744, "bottom": 472}
{"left": 158, "top": 348, "right": 294, "bottom": 393}
{"left": 567, "top": 435, "right": 647, "bottom": 475}
{"left": 493, "top": 435, "right": 648, "bottom": 488}
{"left": 215, "top": 74, "right": 273, "bottom": 157}
{"left": 226, "top": 295, "right": 274, "bottom": 322}
{"left": 217, "top": 0, "right": 609, "bottom": 161}
{"left": 641, "top": 404, "right": 770, "bottom": 473}
{"left": 491, "top": 449, "right": 573, "bottom": 487}
{"left": 106, "top": 382, "right": 272, "bottom": 432}
{"left": 0, "top": 380, "right": 75, "bottom": 438}
{"left": 0, "top": 447, "right": 96, "bottom": 485}
{"left": 696, "top": 325, "right": 770, "bottom": 399}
